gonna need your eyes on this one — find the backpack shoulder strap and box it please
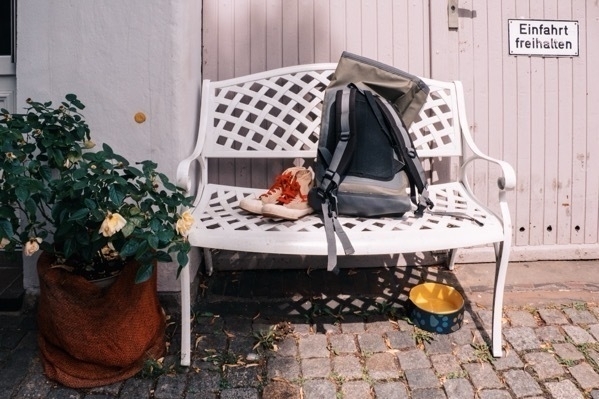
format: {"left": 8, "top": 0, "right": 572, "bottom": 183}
{"left": 373, "top": 97, "right": 434, "bottom": 216}
{"left": 314, "top": 87, "right": 357, "bottom": 273}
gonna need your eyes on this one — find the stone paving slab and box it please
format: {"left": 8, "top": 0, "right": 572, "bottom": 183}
{"left": 2, "top": 265, "right": 599, "bottom": 398}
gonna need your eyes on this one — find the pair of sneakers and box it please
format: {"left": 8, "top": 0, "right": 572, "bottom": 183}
{"left": 239, "top": 166, "right": 314, "bottom": 220}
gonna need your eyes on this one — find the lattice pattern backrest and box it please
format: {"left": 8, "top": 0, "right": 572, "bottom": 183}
{"left": 204, "top": 67, "right": 335, "bottom": 158}
{"left": 202, "top": 66, "right": 462, "bottom": 159}
{"left": 409, "top": 79, "right": 462, "bottom": 157}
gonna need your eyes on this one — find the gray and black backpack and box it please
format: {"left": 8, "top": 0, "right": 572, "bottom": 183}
{"left": 308, "top": 52, "right": 434, "bottom": 273}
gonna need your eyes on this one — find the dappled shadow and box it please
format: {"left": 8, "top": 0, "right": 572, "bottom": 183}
{"left": 192, "top": 252, "right": 491, "bottom": 348}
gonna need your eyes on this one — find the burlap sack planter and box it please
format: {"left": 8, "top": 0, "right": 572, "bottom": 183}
{"left": 36, "top": 252, "right": 166, "bottom": 388}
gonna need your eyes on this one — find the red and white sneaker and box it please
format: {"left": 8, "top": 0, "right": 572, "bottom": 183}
{"left": 239, "top": 166, "right": 304, "bottom": 214}
{"left": 261, "top": 168, "right": 314, "bottom": 220}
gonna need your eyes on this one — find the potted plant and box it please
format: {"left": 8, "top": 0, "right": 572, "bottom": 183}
{"left": 0, "top": 95, "right": 194, "bottom": 388}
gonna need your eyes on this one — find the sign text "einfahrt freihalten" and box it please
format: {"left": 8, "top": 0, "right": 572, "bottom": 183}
{"left": 508, "top": 19, "right": 579, "bottom": 57}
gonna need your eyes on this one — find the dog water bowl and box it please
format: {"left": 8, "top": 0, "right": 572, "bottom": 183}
{"left": 408, "top": 282, "right": 464, "bottom": 334}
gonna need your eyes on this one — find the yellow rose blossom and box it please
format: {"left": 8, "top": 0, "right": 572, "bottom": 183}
{"left": 99, "top": 212, "right": 127, "bottom": 237}
{"left": 84, "top": 139, "right": 96, "bottom": 149}
{"left": 176, "top": 210, "right": 194, "bottom": 237}
{"left": 24, "top": 237, "right": 42, "bottom": 256}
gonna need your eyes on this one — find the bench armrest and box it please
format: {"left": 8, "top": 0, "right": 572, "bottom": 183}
{"left": 454, "top": 82, "right": 516, "bottom": 192}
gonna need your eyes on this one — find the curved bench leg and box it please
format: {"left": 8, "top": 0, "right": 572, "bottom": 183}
{"left": 180, "top": 260, "right": 191, "bottom": 366}
{"left": 203, "top": 248, "right": 214, "bottom": 276}
{"left": 492, "top": 240, "right": 510, "bottom": 357}
{"left": 447, "top": 248, "right": 458, "bottom": 270}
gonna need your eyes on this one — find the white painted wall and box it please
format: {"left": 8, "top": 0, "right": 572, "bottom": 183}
{"left": 17, "top": 0, "right": 203, "bottom": 292}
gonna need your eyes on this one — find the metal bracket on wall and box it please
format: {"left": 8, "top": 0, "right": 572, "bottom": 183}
{"left": 448, "top": 0, "right": 459, "bottom": 30}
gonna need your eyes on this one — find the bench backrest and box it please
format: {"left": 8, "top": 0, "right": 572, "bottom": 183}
{"left": 198, "top": 63, "right": 462, "bottom": 161}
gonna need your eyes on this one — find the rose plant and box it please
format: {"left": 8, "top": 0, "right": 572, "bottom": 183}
{"left": 0, "top": 95, "right": 194, "bottom": 282}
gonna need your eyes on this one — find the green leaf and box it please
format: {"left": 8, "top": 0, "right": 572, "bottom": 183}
{"left": 70, "top": 208, "right": 89, "bottom": 221}
{"left": 0, "top": 219, "right": 14, "bottom": 238}
{"left": 119, "top": 240, "right": 139, "bottom": 258}
{"left": 72, "top": 180, "right": 88, "bottom": 191}
{"left": 72, "top": 167, "right": 88, "bottom": 180}
{"left": 102, "top": 143, "right": 114, "bottom": 156}
{"left": 15, "top": 186, "right": 29, "bottom": 203}
{"left": 134, "top": 263, "right": 154, "bottom": 284}
{"left": 147, "top": 234, "right": 159, "bottom": 249}
{"left": 177, "top": 251, "right": 189, "bottom": 266}
{"left": 121, "top": 221, "right": 135, "bottom": 237}
{"left": 109, "top": 185, "right": 125, "bottom": 205}
{"left": 84, "top": 198, "right": 97, "bottom": 210}
{"left": 155, "top": 251, "right": 172, "bottom": 262}
{"left": 63, "top": 238, "right": 75, "bottom": 258}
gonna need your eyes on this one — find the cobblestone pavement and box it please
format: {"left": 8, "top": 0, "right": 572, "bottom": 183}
{"left": 2, "top": 264, "right": 599, "bottom": 399}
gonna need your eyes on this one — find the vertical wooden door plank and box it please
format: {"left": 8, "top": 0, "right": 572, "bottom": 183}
{"left": 527, "top": 0, "right": 546, "bottom": 246}
{"left": 471, "top": 0, "right": 490, "bottom": 207}
{"left": 298, "top": 0, "right": 315, "bottom": 63}
{"left": 250, "top": 0, "right": 267, "bottom": 73}
{"left": 282, "top": 0, "right": 299, "bottom": 67}
{"left": 407, "top": 0, "right": 428, "bottom": 75}
{"left": 266, "top": 0, "right": 283, "bottom": 70}
{"left": 570, "top": 0, "right": 588, "bottom": 244}
{"left": 361, "top": 0, "right": 378, "bottom": 59}
{"left": 513, "top": 1, "right": 533, "bottom": 247}
{"left": 542, "top": 0, "right": 559, "bottom": 245}
{"left": 486, "top": 0, "right": 505, "bottom": 217}
{"left": 585, "top": 1, "right": 599, "bottom": 244}
{"left": 203, "top": 0, "right": 219, "bottom": 80}
{"left": 345, "top": 1, "right": 362, "bottom": 55}
{"left": 314, "top": 0, "right": 331, "bottom": 62}
{"left": 376, "top": 0, "right": 393, "bottom": 64}
{"left": 392, "top": 0, "right": 410, "bottom": 71}
{"left": 330, "top": 0, "right": 347, "bottom": 59}
{"left": 556, "top": 0, "right": 573, "bottom": 244}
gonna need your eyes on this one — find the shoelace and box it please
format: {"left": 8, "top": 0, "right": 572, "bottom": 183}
{"left": 276, "top": 180, "right": 307, "bottom": 204}
{"left": 259, "top": 172, "right": 293, "bottom": 199}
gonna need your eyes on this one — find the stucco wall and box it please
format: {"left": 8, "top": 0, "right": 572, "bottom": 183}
{"left": 17, "top": 0, "right": 203, "bottom": 292}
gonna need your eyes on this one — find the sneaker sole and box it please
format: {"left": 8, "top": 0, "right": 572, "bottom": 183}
{"left": 261, "top": 205, "right": 314, "bottom": 220}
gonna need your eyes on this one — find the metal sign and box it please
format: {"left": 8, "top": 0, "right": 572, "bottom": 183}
{"left": 508, "top": 19, "right": 579, "bottom": 57}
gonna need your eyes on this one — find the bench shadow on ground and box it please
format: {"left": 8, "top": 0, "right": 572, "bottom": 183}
{"left": 193, "top": 251, "right": 491, "bottom": 345}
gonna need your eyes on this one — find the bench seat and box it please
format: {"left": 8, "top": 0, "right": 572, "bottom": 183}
{"left": 188, "top": 182, "right": 503, "bottom": 256}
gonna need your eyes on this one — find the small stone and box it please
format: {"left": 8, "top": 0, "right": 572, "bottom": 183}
{"left": 373, "top": 381, "right": 409, "bottom": 399}
{"left": 523, "top": 351, "right": 565, "bottom": 379}
{"left": 396, "top": 349, "right": 430, "bottom": 370}
{"left": 553, "top": 342, "right": 586, "bottom": 361}
{"left": 246, "top": 353, "right": 260, "bottom": 362}
{"left": 301, "top": 357, "right": 331, "bottom": 379}
{"left": 298, "top": 334, "right": 329, "bottom": 358}
{"left": 462, "top": 363, "right": 503, "bottom": 390}
{"left": 564, "top": 307, "right": 599, "bottom": 324}
{"left": 563, "top": 325, "right": 596, "bottom": 345}
{"left": 506, "top": 310, "right": 538, "bottom": 327}
{"left": 262, "top": 381, "right": 301, "bottom": 399}
{"left": 404, "top": 368, "right": 440, "bottom": 390}
{"left": 569, "top": 362, "right": 599, "bottom": 390}
{"left": 444, "top": 378, "right": 475, "bottom": 399}
{"left": 365, "top": 352, "right": 399, "bottom": 380}
{"left": 302, "top": 379, "right": 336, "bottom": 399}
{"left": 545, "top": 380, "right": 584, "bottom": 399}
{"left": 538, "top": 308, "right": 569, "bottom": 325}
{"left": 341, "top": 380, "right": 372, "bottom": 399}
{"left": 503, "top": 327, "right": 541, "bottom": 351}
{"left": 502, "top": 369, "right": 543, "bottom": 397}
{"left": 535, "top": 325, "right": 566, "bottom": 343}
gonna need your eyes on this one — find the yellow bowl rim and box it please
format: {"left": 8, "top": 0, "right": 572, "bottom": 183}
{"left": 409, "top": 282, "right": 465, "bottom": 315}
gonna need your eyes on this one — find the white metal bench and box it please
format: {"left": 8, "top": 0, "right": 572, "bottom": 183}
{"left": 175, "top": 63, "right": 516, "bottom": 365}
